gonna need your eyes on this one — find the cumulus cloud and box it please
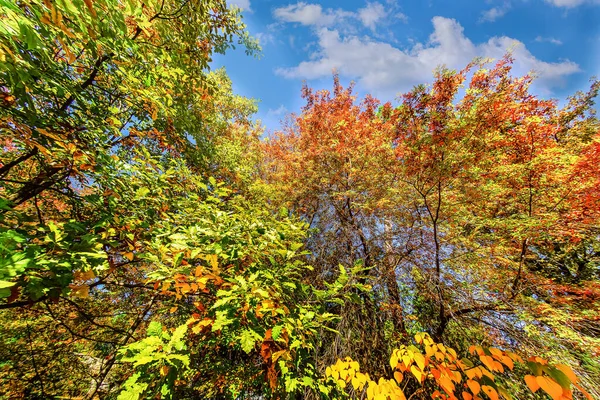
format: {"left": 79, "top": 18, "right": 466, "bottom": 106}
{"left": 275, "top": 17, "right": 580, "bottom": 96}
{"left": 273, "top": 1, "right": 403, "bottom": 32}
{"left": 480, "top": 6, "right": 509, "bottom": 22}
{"left": 358, "top": 2, "right": 388, "bottom": 31}
{"left": 273, "top": 3, "right": 352, "bottom": 27}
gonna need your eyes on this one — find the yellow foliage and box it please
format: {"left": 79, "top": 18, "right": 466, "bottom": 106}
{"left": 326, "top": 333, "right": 583, "bottom": 400}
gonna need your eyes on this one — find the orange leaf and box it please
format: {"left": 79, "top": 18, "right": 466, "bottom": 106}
{"left": 394, "top": 371, "right": 403, "bottom": 383}
{"left": 500, "top": 355, "right": 514, "bottom": 371}
{"left": 481, "top": 385, "right": 498, "bottom": 400}
{"left": 439, "top": 375, "right": 455, "bottom": 395}
{"left": 466, "top": 367, "right": 481, "bottom": 380}
{"left": 536, "top": 376, "right": 563, "bottom": 400}
{"left": 462, "top": 391, "right": 473, "bottom": 400}
{"left": 525, "top": 375, "right": 540, "bottom": 392}
{"left": 83, "top": 0, "right": 96, "bottom": 17}
{"left": 467, "top": 379, "right": 480, "bottom": 395}
{"left": 124, "top": 252, "right": 134, "bottom": 261}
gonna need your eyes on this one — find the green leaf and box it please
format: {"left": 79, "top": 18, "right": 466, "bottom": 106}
{"left": 239, "top": 329, "right": 260, "bottom": 353}
{"left": 147, "top": 321, "right": 163, "bottom": 337}
{"left": 272, "top": 325, "right": 284, "bottom": 341}
{"left": 212, "top": 310, "right": 234, "bottom": 332}
{"left": 117, "top": 373, "right": 148, "bottom": 400}
{"left": 527, "top": 361, "right": 543, "bottom": 376}
{"left": 546, "top": 367, "right": 571, "bottom": 389}
{"left": 0, "top": 280, "right": 16, "bottom": 289}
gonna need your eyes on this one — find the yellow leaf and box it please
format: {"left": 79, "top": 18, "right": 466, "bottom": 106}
{"left": 426, "top": 345, "right": 435, "bottom": 357}
{"left": 410, "top": 365, "right": 423, "bottom": 383}
{"left": 74, "top": 269, "right": 95, "bottom": 281}
{"left": 367, "top": 382, "right": 376, "bottom": 400}
{"left": 453, "top": 370, "right": 462, "bottom": 383}
{"left": 525, "top": 375, "right": 540, "bottom": 393}
{"left": 481, "top": 385, "right": 499, "bottom": 400}
{"left": 352, "top": 375, "right": 367, "bottom": 391}
{"left": 536, "top": 376, "right": 563, "bottom": 400}
{"left": 447, "top": 348, "right": 458, "bottom": 361}
{"left": 414, "top": 352, "right": 426, "bottom": 371}
{"left": 206, "top": 254, "right": 218, "bottom": 270}
{"left": 467, "top": 379, "right": 480, "bottom": 395}
{"left": 437, "top": 343, "right": 447, "bottom": 354}
{"left": 415, "top": 332, "right": 424, "bottom": 344}
{"left": 272, "top": 350, "right": 289, "bottom": 363}
{"left": 390, "top": 352, "right": 399, "bottom": 369}
{"left": 69, "top": 284, "right": 89, "bottom": 298}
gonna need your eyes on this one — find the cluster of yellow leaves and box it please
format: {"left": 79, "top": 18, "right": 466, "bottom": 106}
{"left": 327, "top": 333, "right": 588, "bottom": 400}
{"left": 325, "top": 357, "right": 405, "bottom": 400}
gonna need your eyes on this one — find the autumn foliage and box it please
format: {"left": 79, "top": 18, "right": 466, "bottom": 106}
{"left": 1, "top": 0, "right": 599, "bottom": 399}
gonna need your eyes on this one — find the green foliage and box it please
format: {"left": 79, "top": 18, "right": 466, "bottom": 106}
{"left": 117, "top": 323, "right": 189, "bottom": 399}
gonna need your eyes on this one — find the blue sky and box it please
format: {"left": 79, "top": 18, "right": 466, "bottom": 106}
{"left": 216, "top": 0, "right": 600, "bottom": 132}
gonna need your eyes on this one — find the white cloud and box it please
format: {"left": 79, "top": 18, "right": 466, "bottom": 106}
{"left": 544, "top": 0, "right": 597, "bottom": 7}
{"left": 480, "top": 6, "right": 509, "bottom": 22}
{"left": 358, "top": 2, "right": 388, "bottom": 31}
{"left": 273, "top": 2, "right": 403, "bottom": 32}
{"left": 273, "top": 3, "right": 352, "bottom": 27}
{"left": 535, "top": 36, "right": 563, "bottom": 45}
{"left": 228, "top": 0, "right": 251, "bottom": 12}
{"left": 255, "top": 32, "right": 276, "bottom": 46}
{"left": 267, "top": 105, "right": 288, "bottom": 117}
{"left": 275, "top": 17, "right": 580, "bottom": 96}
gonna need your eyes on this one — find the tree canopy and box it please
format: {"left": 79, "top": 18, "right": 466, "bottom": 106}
{"left": 0, "top": 1, "right": 599, "bottom": 399}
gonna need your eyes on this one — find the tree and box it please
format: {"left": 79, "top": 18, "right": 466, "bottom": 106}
{"left": 264, "top": 58, "right": 600, "bottom": 398}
